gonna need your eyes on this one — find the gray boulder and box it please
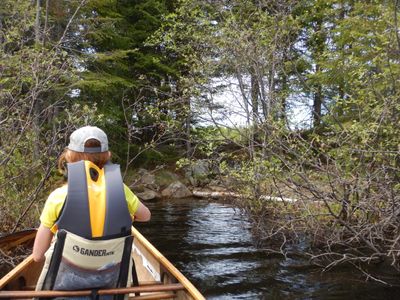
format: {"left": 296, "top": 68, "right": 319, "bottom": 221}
{"left": 135, "top": 187, "right": 161, "bottom": 200}
{"left": 137, "top": 168, "right": 158, "bottom": 190}
{"left": 161, "top": 181, "right": 192, "bottom": 198}
{"left": 184, "top": 159, "right": 211, "bottom": 186}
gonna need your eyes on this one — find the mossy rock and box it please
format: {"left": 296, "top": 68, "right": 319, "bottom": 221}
{"left": 154, "top": 169, "right": 181, "bottom": 188}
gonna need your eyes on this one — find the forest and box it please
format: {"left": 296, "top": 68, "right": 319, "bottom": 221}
{"left": 0, "top": 0, "right": 399, "bottom": 284}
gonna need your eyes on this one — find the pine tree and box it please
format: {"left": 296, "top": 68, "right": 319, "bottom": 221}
{"left": 75, "top": 0, "right": 182, "bottom": 161}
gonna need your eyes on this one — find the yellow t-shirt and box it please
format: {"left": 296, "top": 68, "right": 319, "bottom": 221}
{"left": 40, "top": 184, "right": 139, "bottom": 231}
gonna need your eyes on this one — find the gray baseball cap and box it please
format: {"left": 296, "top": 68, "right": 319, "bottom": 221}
{"left": 67, "top": 126, "right": 109, "bottom": 153}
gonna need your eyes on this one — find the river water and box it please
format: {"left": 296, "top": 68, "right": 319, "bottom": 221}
{"left": 134, "top": 198, "right": 400, "bottom": 300}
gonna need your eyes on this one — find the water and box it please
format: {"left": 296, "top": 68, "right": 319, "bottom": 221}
{"left": 135, "top": 199, "right": 400, "bottom": 299}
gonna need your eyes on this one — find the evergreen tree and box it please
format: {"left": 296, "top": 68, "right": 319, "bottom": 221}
{"left": 76, "top": 0, "right": 182, "bottom": 162}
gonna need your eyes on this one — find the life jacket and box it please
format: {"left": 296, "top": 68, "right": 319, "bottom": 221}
{"left": 36, "top": 160, "right": 136, "bottom": 300}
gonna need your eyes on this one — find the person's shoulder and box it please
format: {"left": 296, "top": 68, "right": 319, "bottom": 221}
{"left": 123, "top": 183, "right": 135, "bottom": 195}
{"left": 123, "top": 183, "right": 139, "bottom": 201}
{"left": 48, "top": 184, "right": 68, "bottom": 201}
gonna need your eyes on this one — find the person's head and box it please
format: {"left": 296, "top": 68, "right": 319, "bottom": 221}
{"left": 58, "top": 126, "right": 111, "bottom": 173}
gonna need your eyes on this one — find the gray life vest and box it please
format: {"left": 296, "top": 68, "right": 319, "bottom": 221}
{"left": 36, "top": 160, "right": 136, "bottom": 300}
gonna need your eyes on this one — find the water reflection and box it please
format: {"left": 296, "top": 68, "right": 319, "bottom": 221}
{"left": 135, "top": 199, "right": 400, "bottom": 300}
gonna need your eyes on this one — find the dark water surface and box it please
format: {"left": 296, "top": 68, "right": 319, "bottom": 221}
{"left": 135, "top": 199, "right": 400, "bottom": 300}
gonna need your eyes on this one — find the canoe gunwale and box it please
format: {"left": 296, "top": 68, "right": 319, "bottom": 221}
{"left": 131, "top": 227, "right": 205, "bottom": 300}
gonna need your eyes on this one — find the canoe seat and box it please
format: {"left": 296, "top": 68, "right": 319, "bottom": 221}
{"left": 128, "top": 292, "right": 176, "bottom": 299}
{"left": 22, "top": 281, "right": 164, "bottom": 291}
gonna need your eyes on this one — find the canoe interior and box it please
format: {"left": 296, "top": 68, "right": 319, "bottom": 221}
{"left": 0, "top": 229, "right": 36, "bottom": 252}
{"left": 0, "top": 228, "right": 204, "bottom": 300}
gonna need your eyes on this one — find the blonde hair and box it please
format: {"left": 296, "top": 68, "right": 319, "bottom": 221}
{"left": 58, "top": 139, "right": 111, "bottom": 174}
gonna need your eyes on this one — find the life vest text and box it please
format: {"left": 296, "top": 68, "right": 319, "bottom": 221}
{"left": 72, "top": 245, "right": 114, "bottom": 257}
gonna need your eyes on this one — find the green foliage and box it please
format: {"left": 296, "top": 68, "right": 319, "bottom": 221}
{"left": 129, "top": 144, "right": 181, "bottom": 168}
{"left": 157, "top": 0, "right": 400, "bottom": 273}
{"left": 0, "top": 0, "right": 92, "bottom": 232}
{"left": 175, "top": 157, "right": 191, "bottom": 170}
{"left": 71, "top": 0, "right": 186, "bottom": 164}
{"left": 79, "top": 0, "right": 180, "bottom": 102}
{"left": 1, "top": 0, "right": 400, "bottom": 277}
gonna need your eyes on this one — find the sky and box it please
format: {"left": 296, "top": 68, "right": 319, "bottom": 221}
{"left": 192, "top": 76, "right": 312, "bottom": 130}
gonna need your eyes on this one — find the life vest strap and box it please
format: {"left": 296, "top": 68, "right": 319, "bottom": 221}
{"left": 56, "top": 161, "right": 92, "bottom": 238}
{"left": 103, "top": 163, "right": 132, "bottom": 237}
{"left": 40, "top": 230, "right": 67, "bottom": 292}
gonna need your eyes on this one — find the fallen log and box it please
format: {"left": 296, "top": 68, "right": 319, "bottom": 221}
{"left": 192, "top": 189, "right": 241, "bottom": 199}
{"left": 192, "top": 189, "right": 297, "bottom": 202}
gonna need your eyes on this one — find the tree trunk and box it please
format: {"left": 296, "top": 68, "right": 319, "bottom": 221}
{"left": 185, "top": 101, "right": 192, "bottom": 158}
{"left": 312, "top": 16, "right": 324, "bottom": 128}
{"left": 43, "top": 0, "right": 49, "bottom": 46}
{"left": 0, "top": 11, "right": 4, "bottom": 47}
{"left": 35, "top": 0, "right": 41, "bottom": 44}
{"left": 313, "top": 71, "right": 322, "bottom": 127}
{"left": 251, "top": 71, "right": 259, "bottom": 124}
{"left": 250, "top": 71, "right": 261, "bottom": 198}
{"left": 33, "top": 0, "right": 42, "bottom": 159}
{"left": 280, "top": 73, "right": 288, "bottom": 123}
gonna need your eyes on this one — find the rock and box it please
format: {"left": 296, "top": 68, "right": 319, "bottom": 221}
{"left": 135, "top": 188, "right": 161, "bottom": 200}
{"left": 130, "top": 183, "right": 145, "bottom": 193}
{"left": 219, "top": 176, "right": 237, "bottom": 187}
{"left": 208, "top": 179, "right": 222, "bottom": 186}
{"left": 154, "top": 170, "right": 180, "bottom": 188}
{"left": 161, "top": 181, "right": 192, "bottom": 198}
{"left": 137, "top": 168, "right": 158, "bottom": 190}
{"left": 183, "top": 159, "right": 212, "bottom": 187}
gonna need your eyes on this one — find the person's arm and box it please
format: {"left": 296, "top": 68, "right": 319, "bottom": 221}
{"left": 33, "top": 185, "right": 66, "bottom": 262}
{"left": 134, "top": 201, "right": 151, "bottom": 222}
{"left": 124, "top": 184, "right": 151, "bottom": 222}
{"left": 32, "top": 224, "right": 53, "bottom": 262}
